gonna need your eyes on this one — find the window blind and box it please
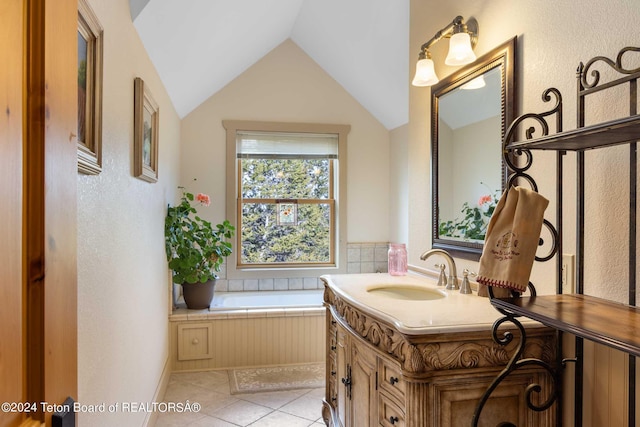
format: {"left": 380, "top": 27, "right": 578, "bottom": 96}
{"left": 237, "top": 131, "right": 338, "bottom": 159}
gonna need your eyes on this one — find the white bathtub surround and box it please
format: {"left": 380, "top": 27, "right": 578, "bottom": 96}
{"left": 217, "top": 276, "right": 323, "bottom": 293}
{"left": 207, "top": 242, "right": 391, "bottom": 293}
{"left": 215, "top": 277, "right": 325, "bottom": 292}
{"left": 170, "top": 289, "right": 325, "bottom": 371}
{"left": 211, "top": 290, "right": 324, "bottom": 311}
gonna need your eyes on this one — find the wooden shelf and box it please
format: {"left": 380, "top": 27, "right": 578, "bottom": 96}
{"left": 492, "top": 294, "right": 640, "bottom": 357}
{"left": 506, "top": 115, "right": 640, "bottom": 151}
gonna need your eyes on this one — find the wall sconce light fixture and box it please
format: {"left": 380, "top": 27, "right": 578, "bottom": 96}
{"left": 412, "top": 16, "right": 478, "bottom": 87}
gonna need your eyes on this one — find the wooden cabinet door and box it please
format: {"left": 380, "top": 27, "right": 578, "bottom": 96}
{"left": 335, "top": 325, "right": 349, "bottom": 427}
{"left": 350, "top": 340, "right": 378, "bottom": 427}
{"left": 432, "top": 371, "right": 553, "bottom": 427}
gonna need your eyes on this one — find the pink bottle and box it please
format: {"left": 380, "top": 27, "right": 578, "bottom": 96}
{"left": 388, "top": 243, "right": 407, "bottom": 276}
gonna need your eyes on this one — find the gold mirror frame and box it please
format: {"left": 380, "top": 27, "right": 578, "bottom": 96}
{"left": 431, "top": 37, "right": 516, "bottom": 259}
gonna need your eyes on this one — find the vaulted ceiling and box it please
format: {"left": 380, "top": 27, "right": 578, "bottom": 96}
{"left": 131, "top": 0, "right": 409, "bottom": 130}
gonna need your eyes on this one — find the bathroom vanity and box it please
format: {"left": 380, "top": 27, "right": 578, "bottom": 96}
{"left": 321, "top": 273, "right": 556, "bottom": 427}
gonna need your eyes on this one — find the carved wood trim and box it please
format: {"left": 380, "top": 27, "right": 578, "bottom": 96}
{"left": 324, "top": 285, "right": 555, "bottom": 374}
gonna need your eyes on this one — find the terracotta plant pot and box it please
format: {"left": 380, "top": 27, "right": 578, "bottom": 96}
{"left": 181, "top": 279, "right": 216, "bottom": 310}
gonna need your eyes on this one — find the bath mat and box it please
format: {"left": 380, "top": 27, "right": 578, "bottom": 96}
{"left": 228, "top": 363, "right": 325, "bottom": 394}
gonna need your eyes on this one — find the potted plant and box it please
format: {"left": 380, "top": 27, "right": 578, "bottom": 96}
{"left": 165, "top": 187, "right": 235, "bottom": 309}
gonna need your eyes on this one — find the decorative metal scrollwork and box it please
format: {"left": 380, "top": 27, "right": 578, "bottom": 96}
{"left": 501, "top": 87, "right": 562, "bottom": 266}
{"left": 536, "top": 219, "right": 559, "bottom": 262}
{"left": 580, "top": 46, "right": 640, "bottom": 88}
{"left": 472, "top": 294, "right": 560, "bottom": 427}
{"left": 503, "top": 88, "right": 562, "bottom": 193}
{"left": 473, "top": 86, "right": 563, "bottom": 427}
{"left": 472, "top": 285, "right": 560, "bottom": 427}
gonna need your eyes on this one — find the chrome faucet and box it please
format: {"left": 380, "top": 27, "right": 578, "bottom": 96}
{"left": 420, "top": 249, "right": 459, "bottom": 290}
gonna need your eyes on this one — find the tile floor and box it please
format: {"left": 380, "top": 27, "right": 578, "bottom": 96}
{"left": 155, "top": 370, "right": 326, "bottom": 426}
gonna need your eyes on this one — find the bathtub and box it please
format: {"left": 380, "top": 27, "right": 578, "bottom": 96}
{"left": 170, "top": 289, "right": 326, "bottom": 371}
{"left": 210, "top": 289, "right": 325, "bottom": 310}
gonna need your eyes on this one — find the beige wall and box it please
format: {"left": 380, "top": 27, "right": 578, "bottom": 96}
{"left": 409, "top": 0, "right": 639, "bottom": 424}
{"left": 181, "top": 39, "right": 391, "bottom": 248}
{"left": 76, "top": 0, "right": 181, "bottom": 425}
{"left": 390, "top": 123, "right": 409, "bottom": 244}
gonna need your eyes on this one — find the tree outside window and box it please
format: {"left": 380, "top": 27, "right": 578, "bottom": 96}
{"left": 240, "top": 157, "right": 333, "bottom": 265}
{"left": 234, "top": 129, "right": 339, "bottom": 268}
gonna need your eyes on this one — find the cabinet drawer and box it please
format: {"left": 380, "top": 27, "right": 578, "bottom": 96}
{"left": 177, "top": 322, "right": 213, "bottom": 361}
{"left": 378, "top": 358, "right": 405, "bottom": 401}
{"left": 378, "top": 392, "right": 405, "bottom": 427}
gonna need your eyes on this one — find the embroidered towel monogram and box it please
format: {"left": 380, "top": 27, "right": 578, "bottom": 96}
{"left": 477, "top": 186, "right": 549, "bottom": 297}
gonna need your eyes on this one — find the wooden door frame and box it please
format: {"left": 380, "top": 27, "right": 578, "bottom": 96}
{"left": 0, "top": 0, "right": 27, "bottom": 424}
{"left": 24, "top": 0, "right": 78, "bottom": 424}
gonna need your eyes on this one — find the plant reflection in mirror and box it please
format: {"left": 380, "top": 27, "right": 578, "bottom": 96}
{"left": 438, "top": 183, "right": 498, "bottom": 241}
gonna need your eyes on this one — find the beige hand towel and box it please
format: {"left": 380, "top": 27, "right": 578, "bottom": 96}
{"left": 477, "top": 186, "right": 549, "bottom": 297}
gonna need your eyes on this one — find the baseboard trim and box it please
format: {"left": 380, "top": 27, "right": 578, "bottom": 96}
{"left": 143, "top": 355, "right": 171, "bottom": 427}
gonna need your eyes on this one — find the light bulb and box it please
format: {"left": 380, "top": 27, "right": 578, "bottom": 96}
{"left": 445, "top": 32, "right": 476, "bottom": 66}
{"left": 412, "top": 58, "right": 439, "bottom": 87}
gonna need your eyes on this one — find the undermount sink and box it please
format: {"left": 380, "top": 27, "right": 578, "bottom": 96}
{"left": 367, "top": 285, "right": 446, "bottom": 301}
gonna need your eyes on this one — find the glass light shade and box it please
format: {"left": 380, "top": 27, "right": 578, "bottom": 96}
{"left": 411, "top": 58, "right": 439, "bottom": 87}
{"left": 445, "top": 32, "right": 476, "bottom": 66}
{"left": 460, "top": 75, "right": 486, "bottom": 90}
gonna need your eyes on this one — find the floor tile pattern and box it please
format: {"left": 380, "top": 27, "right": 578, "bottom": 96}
{"left": 155, "top": 370, "right": 326, "bottom": 426}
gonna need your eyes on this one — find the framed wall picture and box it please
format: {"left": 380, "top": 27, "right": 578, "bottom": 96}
{"left": 77, "top": 0, "right": 103, "bottom": 174}
{"left": 133, "top": 77, "right": 159, "bottom": 182}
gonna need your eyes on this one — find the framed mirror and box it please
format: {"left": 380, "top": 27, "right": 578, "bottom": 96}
{"left": 431, "top": 37, "right": 516, "bottom": 259}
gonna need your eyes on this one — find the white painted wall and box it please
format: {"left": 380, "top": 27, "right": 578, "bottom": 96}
{"left": 76, "top": 0, "right": 181, "bottom": 425}
{"left": 180, "top": 39, "right": 390, "bottom": 246}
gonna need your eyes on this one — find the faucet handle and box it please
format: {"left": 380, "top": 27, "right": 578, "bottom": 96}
{"left": 460, "top": 269, "right": 477, "bottom": 294}
{"left": 434, "top": 263, "right": 447, "bottom": 287}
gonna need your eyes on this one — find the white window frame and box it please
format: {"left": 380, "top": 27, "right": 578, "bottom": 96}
{"left": 223, "top": 120, "right": 350, "bottom": 280}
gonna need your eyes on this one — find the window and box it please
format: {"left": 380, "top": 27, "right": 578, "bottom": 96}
{"left": 224, "top": 121, "right": 349, "bottom": 272}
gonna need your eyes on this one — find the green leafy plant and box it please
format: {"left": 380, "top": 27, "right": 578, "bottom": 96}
{"left": 165, "top": 187, "right": 235, "bottom": 284}
{"left": 439, "top": 188, "right": 498, "bottom": 241}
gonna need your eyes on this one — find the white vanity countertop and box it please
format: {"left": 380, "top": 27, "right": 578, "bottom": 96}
{"left": 322, "top": 273, "right": 545, "bottom": 336}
